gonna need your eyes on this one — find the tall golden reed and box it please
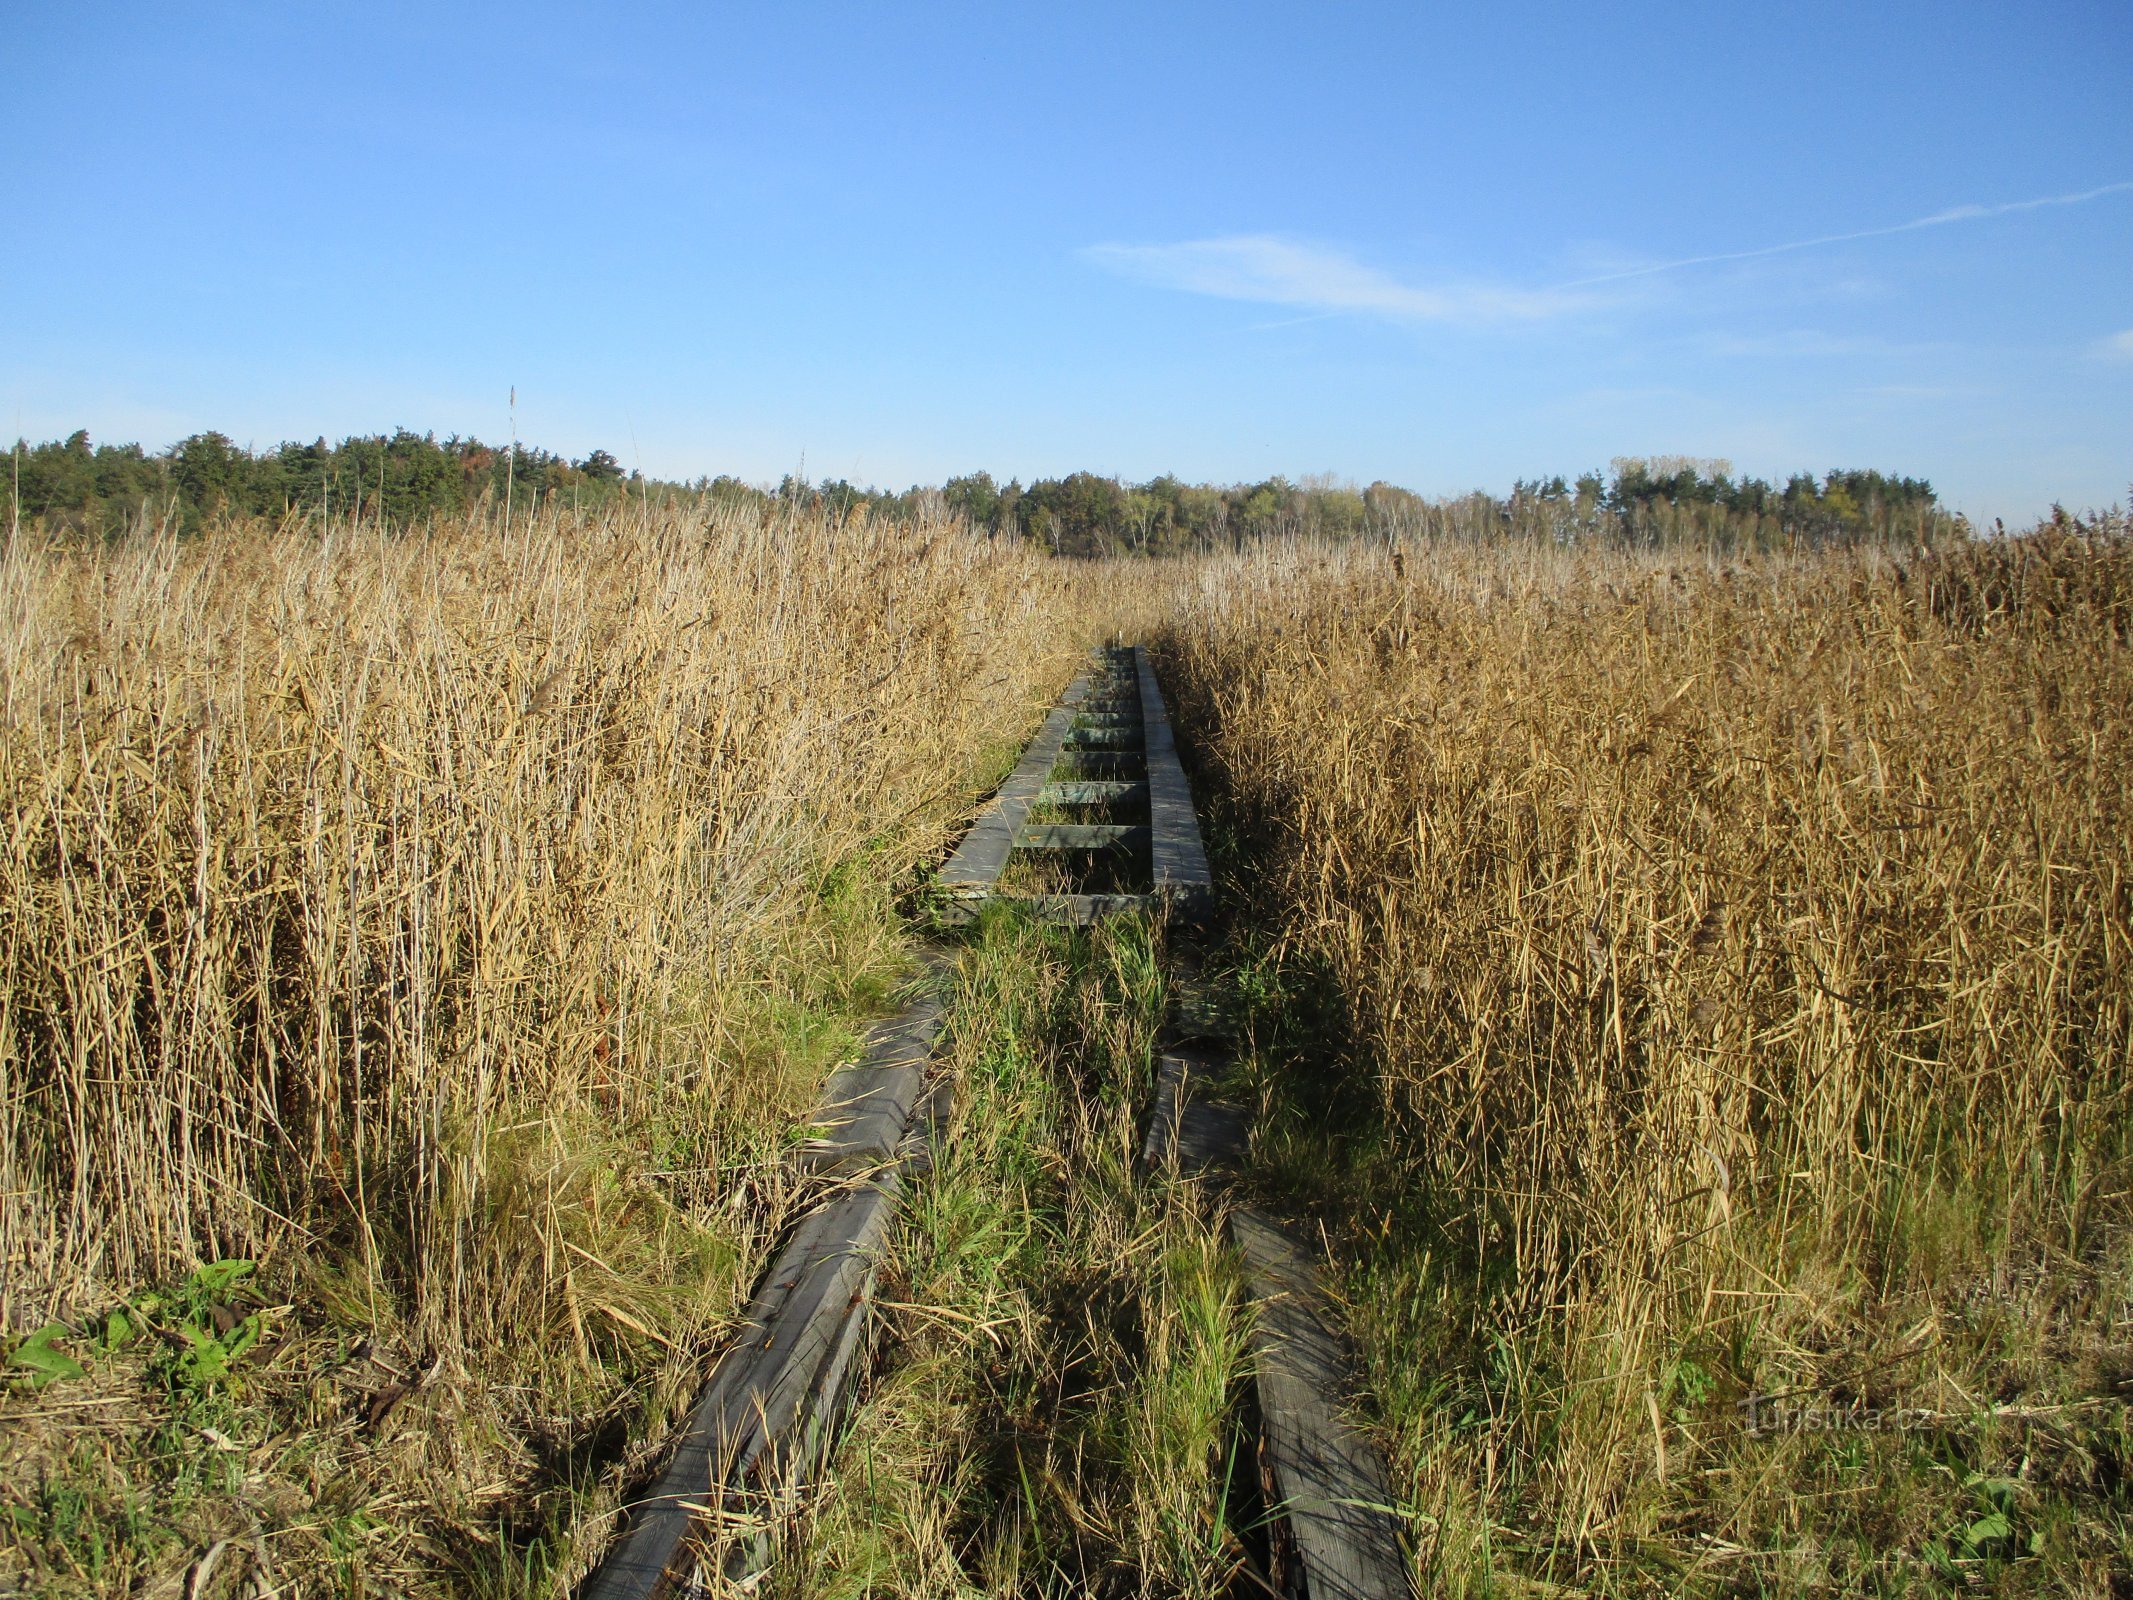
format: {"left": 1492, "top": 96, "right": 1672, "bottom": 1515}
{"left": 0, "top": 500, "right": 1099, "bottom": 1349}
{"left": 1159, "top": 528, "right": 2132, "bottom": 1586}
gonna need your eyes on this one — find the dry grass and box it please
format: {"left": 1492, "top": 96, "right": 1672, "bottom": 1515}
{"left": 10, "top": 495, "right": 2129, "bottom": 1597}
{"left": 1157, "top": 526, "right": 2133, "bottom": 1594}
{"left": 762, "top": 911, "right": 1257, "bottom": 1600}
{"left": 0, "top": 500, "right": 1114, "bottom": 1593}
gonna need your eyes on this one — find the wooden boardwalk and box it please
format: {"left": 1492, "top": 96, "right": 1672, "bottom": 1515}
{"left": 933, "top": 673, "right": 1089, "bottom": 908}
{"left": 937, "top": 645, "right": 1211, "bottom": 925}
{"left": 1134, "top": 646, "right": 1213, "bottom": 913}
{"left": 580, "top": 992, "right": 948, "bottom": 1598}
{"left": 583, "top": 646, "right": 1405, "bottom": 1598}
{"left": 1141, "top": 985, "right": 1414, "bottom": 1599}
{"left": 1233, "top": 1211, "right": 1412, "bottom": 1600}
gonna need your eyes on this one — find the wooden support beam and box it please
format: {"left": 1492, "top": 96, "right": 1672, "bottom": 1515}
{"left": 1025, "top": 892, "right": 1160, "bottom": 923}
{"left": 1055, "top": 750, "right": 1144, "bottom": 777}
{"left": 1133, "top": 647, "right": 1214, "bottom": 919}
{"left": 1231, "top": 1210, "right": 1412, "bottom": 1600}
{"left": 1038, "top": 780, "right": 1148, "bottom": 807}
{"left": 937, "top": 675, "right": 1088, "bottom": 895}
{"left": 1063, "top": 726, "right": 1137, "bottom": 750}
{"left": 585, "top": 1176, "right": 901, "bottom": 1597}
{"left": 794, "top": 990, "right": 945, "bottom": 1176}
{"left": 1011, "top": 823, "right": 1150, "bottom": 851}
{"left": 935, "top": 891, "right": 1161, "bottom": 926}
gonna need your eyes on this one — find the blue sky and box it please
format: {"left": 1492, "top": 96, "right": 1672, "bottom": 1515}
{"left": 5, "top": 1, "right": 2128, "bottom": 524}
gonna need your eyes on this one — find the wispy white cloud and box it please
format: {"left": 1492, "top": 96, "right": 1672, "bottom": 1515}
{"left": 1080, "top": 235, "right": 1586, "bottom": 326}
{"left": 1560, "top": 181, "right": 2133, "bottom": 288}
{"left": 1086, "top": 182, "right": 2133, "bottom": 340}
{"left": 1699, "top": 329, "right": 1953, "bottom": 360}
{"left": 1855, "top": 383, "right": 1987, "bottom": 400}
{"left": 2099, "top": 328, "right": 2133, "bottom": 361}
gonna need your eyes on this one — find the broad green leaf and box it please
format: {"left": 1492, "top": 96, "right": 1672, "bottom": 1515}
{"left": 1964, "top": 1510, "right": 2013, "bottom": 1548}
{"left": 190, "top": 1259, "right": 255, "bottom": 1295}
{"left": 93, "top": 1308, "right": 136, "bottom": 1354}
{"left": 8, "top": 1324, "right": 85, "bottom": 1388}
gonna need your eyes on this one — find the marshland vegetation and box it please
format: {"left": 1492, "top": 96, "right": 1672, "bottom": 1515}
{"left": 2, "top": 460, "right": 2126, "bottom": 1597}
{"left": 1158, "top": 521, "right": 2133, "bottom": 1595}
{"left": 0, "top": 497, "right": 1115, "bottom": 1592}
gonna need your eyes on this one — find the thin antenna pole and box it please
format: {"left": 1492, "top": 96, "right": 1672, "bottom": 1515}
{"left": 630, "top": 428, "right": 645, "bottom": 533}
{"left": 504, "top": 386, "right": 517, "bottom": 540}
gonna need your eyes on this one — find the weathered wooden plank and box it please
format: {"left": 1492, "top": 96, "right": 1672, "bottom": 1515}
{"left": 1140, "top": 1051, "right": 1247, "bottom": 1173}
{"left": 1054, "top": 750, "right": 1145, "bottom": 777}
{"left": 1019, "top": 892, "right": 1156, "bottom": 925}
{"left": 1177, "top": 1100, "right": 1250, "bottom": 1170}
{"left": 1011, "top": 823, "right": 1150, "bottom": 851}
{"left": 698, "top": 1176, "right": 902, "bottom": 1580}
{"left": 1231, "top": 1210, "right": 1410, "bottom": 1600}
{"left": 584, "top": 965, "right": 958, "bottom": 1598}
{"left": 898, "top": 1072, "right": 956, "bottom": 1178}
{"left": 793, "top": 991, "right": 945, "bottom": 1176}
{"left": 1140, "top": 1052, "right": 1188, "bottom": 1171}
{"left": 937, "top": 675, "right": 1089, "bottom": 894}
{"left": 941, "top": 891, "right": 1157, "bottom": 926}
{"left": 584, "top": 1175, "right": 901, "bottom": 1597}
{"left": 1063, "top": 726, "right": 1137, "bottom": 750}
{"left": 1038, "top": 780, "right": 1148, "bottom": 807}
{"left": 1132, "top": 648, "right": 1213, "bottom": 919}
{"left": 705, "top": 1064, "right": 962, "bottom": 1581}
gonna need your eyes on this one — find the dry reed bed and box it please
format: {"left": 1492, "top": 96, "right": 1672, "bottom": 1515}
{"left": 0, "top": 503, "right": 1106, "bottom": 1590}
{"left": 1158, "top": 530, "right": 2133, "bottom": 1592}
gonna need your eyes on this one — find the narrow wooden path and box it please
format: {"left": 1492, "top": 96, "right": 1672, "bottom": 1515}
{"left": 583, "top": 993, "right": 948, "bottom": 1598}
{"left": 1147, "top": 1000, "right": 1413, "bottom": 1599}
{"left": 938, "top": 644, "right": 1212, "bottom": 925}
{"left": 582, "top": 647, "right": 1408, "bottom": 1598}
{"left": 1233, "top": 1211, "right": 1412, "bottom": 1600}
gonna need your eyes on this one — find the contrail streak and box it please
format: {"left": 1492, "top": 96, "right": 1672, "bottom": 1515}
{"left": 1559, "top": 180, "right": 2133, "bottom": 288}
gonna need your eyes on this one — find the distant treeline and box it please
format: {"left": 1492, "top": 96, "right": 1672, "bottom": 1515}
{"left": 941, "top": 455, "right": 1965, "bottom": 553}
{"left": 5, "top": 428, "right": 696, "bottom": 536}
{"left": 8, "top": 431, "right": 1968, "bottom": 552}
